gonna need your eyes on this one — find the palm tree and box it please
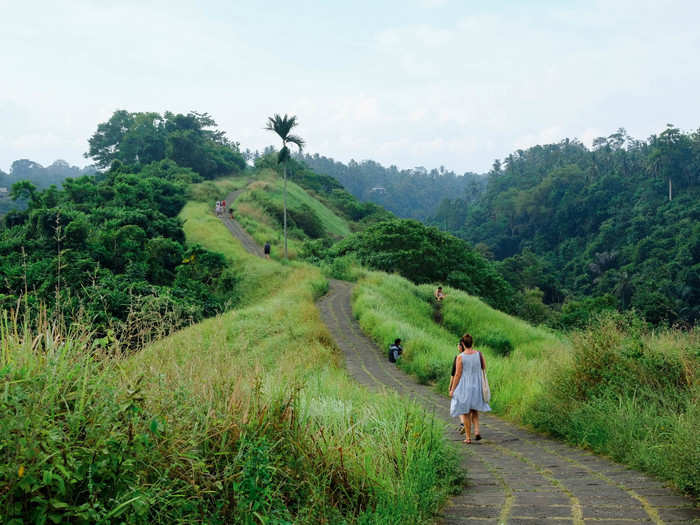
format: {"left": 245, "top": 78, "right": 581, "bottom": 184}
{"left": 265, "top": 114, "right": 305, "bottom": 259}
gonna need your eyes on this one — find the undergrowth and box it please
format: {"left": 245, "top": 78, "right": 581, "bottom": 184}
{"left": 528, "top": 314, "right": 699, "bottom": 496}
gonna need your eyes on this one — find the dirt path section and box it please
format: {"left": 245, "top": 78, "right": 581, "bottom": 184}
{"left": 219, "top": 190, "right": 265, "bottom": 258}
{"left": 317, "top": 279, "right": 699, "bottom": 525}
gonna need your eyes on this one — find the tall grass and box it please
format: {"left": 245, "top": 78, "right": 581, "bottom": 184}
{"left": 528, "top": 315, "right": 699, "bottom": 496}
{"left": 352, "top": 271, "right": 700, "bottom": 496}
{"left": 352, "top": 272, "right": 567, "bottom": 420}
{"left": 1, "top": 182, "right": 462, "bottom": 523}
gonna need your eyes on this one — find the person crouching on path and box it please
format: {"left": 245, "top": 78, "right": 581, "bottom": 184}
{"left": 449, "top": 333, "right": 490, "bottom": 443}
{"left": 388, "top": 338, "right": 403, "bottom": 363}
{"left": 434, "top": 286, "right": 446, "bottom": 302}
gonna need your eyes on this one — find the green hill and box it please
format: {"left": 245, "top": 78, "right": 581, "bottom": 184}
{"left": 351, "top": 270, "right": 699, "bottom": 496}
{"left": 1, "top": 175, "right": 460, "bottom": 523}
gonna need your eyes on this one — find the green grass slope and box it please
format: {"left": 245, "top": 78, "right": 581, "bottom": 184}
{"left": 1, "top": 179, "right": 460, "bottom": 524}
{"left": 232, "top": 168, "right": 373, "bottom": 262}
{"left": 352, "top": 271, "right": 700, "bottom": 496}
{"left": 352, "top": 272, "right": 566, "bottom": 420}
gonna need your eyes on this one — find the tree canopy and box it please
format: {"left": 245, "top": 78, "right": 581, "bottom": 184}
{"left": 86, "top": 110, "right": 246, "bottom": 179}
{"left": 333, "top": 218, "right": 516, "bottom": 312}
{"left": 297, "top": 153, "right": 486, "bottom": 222}
{"left": 429, "top": 126, "right": 700, "bottom": 326}
{"left": 0, "top": 159, "right": 240, "bottom": 348}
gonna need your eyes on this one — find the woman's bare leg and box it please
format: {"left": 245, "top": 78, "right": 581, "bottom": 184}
{"left": 460, "top": 413, "right": 471, "bottom": 442}
{"left": 471, "top": 410, "right": 480, "bottom": 437}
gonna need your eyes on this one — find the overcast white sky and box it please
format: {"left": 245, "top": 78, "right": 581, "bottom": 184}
{"left": 1, "top": 0, "right": 699, "bottom": 174}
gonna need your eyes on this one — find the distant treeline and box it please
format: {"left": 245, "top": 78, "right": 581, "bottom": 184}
{"left": 296, "top": 153, "right": 486, "bottom": 221}
{"left": 299, "top": 126, "right": 700, "bottom": 327}
{"left": 0, "top": 160, "right": 96, "bottom": 214}
{"left": 429, "top": 126, "right": 700, "bottom": 326}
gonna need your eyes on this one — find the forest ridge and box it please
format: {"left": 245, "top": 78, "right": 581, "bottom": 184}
{"left": 301, "top": 126, "right": 700, "bottom": 327}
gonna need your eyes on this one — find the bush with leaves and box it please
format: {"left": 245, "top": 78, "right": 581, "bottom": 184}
{"left": 0, "top": 160, "right": 240, "bottom": 348}
{"left": 333, "top": 218, "right": 517, "bottom": 312}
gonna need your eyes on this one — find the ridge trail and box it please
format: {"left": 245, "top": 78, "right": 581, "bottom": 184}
{"left": 220, "top": 191, "right": 699, "bottom": 524}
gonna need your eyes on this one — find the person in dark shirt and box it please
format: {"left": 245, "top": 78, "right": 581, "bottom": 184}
{"left": 264, "top": 241, "right": 271, "bottom": 258}
{"left": 388, "top": 338, "right": 403, "bottom": 363}
{"left": 449, "top": 342, "right": 465, "bottom": 434}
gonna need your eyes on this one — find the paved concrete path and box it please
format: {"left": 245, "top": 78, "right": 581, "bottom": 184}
{"left": 317, "top": 279, "right": 699, "bottom": 525}
{"left": 219, "top": 190, "right": 265, "bottom": 258}
{"left": 216, "top": 199, "right": 698, "bottom": 524}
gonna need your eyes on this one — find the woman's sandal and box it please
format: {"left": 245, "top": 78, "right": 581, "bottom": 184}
{"left": 475, "top": 434, "right": 482, "bottom": 441}
{"left": 463, "top": 437, "right": 471, "bottom": 444}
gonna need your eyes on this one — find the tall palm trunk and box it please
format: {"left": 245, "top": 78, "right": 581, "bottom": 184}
{"left": 264, "top": 113, "right": 304, "bottom": 261}
{"left": 283, "top": 162, "right": 288, "bottom": 259}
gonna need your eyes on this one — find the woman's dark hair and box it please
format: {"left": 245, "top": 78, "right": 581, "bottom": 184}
{"left": 460, "top": 333, "right": 473, "bottom": 350}
{"left": 394, "top": 338, "right": 401, "bottom": 345}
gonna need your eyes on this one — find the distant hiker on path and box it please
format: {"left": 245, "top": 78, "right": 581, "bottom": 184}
{"left": 434, "top": 286, "right": 446, "bottom": 302}
{"left": 388, "top": 338, "right": 403, "bottom": 363}
{"left": 264, "top": 241, "right": 271, "bottom": 258}
{"left": 449, "top": 333, "right": 490, "bottom": 443}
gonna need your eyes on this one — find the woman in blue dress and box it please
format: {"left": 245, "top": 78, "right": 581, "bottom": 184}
{"left": 449, "top": 333, "right": 490, "bottom": 443}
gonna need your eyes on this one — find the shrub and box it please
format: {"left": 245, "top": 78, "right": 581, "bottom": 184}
{"left": 288, "top": 203, "right": 325, "bottom": 238}
{"left": 528, "top": 312, "right": 699, "bottom": 496}
{"left": 478, "top": 332, "right": 514, "bottom": 357}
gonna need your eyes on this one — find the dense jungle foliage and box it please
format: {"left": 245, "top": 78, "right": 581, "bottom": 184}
{"left": 0, "top": 111, "right": 246, "bottom": 347}
{"left": 86, "top": 109, "right": 246, "bottom": 177}
{"left": 429, "top": 126, "right": 700, "bottom": 326}
{"left": 297, "top": 153, "right": 486, "bottom": 221}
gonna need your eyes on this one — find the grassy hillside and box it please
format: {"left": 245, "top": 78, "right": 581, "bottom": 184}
{"left": 1, "top": 180, "right": 460, "bottom": 523}
{"left": 352, "top": 271, "right": 699, "bottom": 496}
{"left": 232, "top": 169, "right": 352, "bottom": 260}
{"left": 352, "top": 272, "right": 566, "bottom": 420}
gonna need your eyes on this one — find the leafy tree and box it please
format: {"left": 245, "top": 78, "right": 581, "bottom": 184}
{"left": 85, "top": 110, "right": 245, "bottom": 179}
{"left": 9, "top": 180, "right": 37, "bottom": 204}
{"left": 333, "top": 218, "right": 516, "bottom": 312}
{"left": 298, "top": 153, "right": 486, "bottom": 222}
